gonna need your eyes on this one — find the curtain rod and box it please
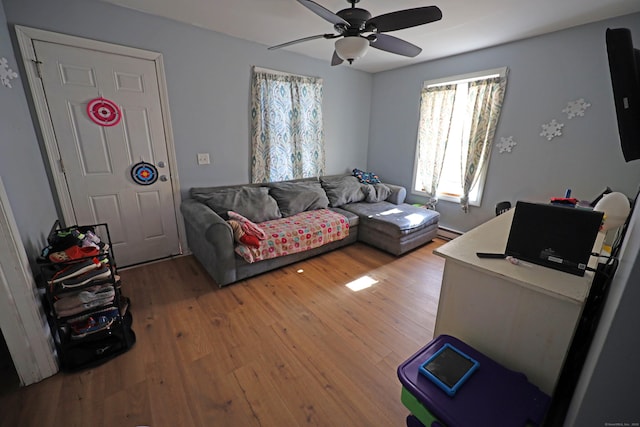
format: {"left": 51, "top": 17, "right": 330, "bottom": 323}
{"left": 252, "top": 66, "right": 320, "bottom": 80}
{"left": 424, "top": 67, "right": 508, "bottom": 89}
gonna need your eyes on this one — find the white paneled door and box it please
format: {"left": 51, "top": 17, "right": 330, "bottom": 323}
{"left": 32, "top": 40, "right": 181, "bottom": 267}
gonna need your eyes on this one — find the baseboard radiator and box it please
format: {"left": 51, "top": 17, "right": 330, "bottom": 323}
{"left": 437, "top": 226, "right": 463, "bottom": 241}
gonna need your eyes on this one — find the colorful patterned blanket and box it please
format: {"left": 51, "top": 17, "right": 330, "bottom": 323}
{"left": 234, "top": 209, "right": 349, "bottom": 263}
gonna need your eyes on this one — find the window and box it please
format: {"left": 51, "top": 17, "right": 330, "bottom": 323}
{"left": 412, "top": 67, "right": 508, "bottom": 211}
{"left": 250, "top": 67, "right": 325, "bottom": 183}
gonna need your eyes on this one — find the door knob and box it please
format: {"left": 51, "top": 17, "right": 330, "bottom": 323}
{"left": 160, "top": 175, "right": 168, "bottom": 182}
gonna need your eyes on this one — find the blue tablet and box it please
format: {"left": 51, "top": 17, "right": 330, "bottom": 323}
{"left": 418, "top": 343, "right": 480, "bottom": 397}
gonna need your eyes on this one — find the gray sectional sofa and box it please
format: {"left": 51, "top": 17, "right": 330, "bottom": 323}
{"left": 180, "top": 174, "right": 440, "bottom": 287}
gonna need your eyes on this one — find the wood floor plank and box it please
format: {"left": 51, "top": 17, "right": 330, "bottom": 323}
{"left": 245, "top": 330, "right": 363, "bottom": 426}
{"left": 0, "top": 240, "right": 448, "bottom": 427}
{"left": 165, "top": 297, "right": 217, "bottom": 363}
{"left": 53, "top": 369, "right": 106, "bottom": 427}
{"left": 268, "top": 319, "right": 399, "bottom": 426}
{"left": 102, "top": 379, "right": 152, "bottom": 426}
{"left": 232, "top": 353, "right": 302, "bottom": 426}
{"left": 145, "top": 358, "right": 198, "bottom": 427}
{"left": 180, "top": 353, "right": 258, "bottom": 426}
{"left": 0, "top": 372, "right": 63, "bottom": 427}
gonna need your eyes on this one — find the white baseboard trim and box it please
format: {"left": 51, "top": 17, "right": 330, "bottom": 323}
{"left": 118, "top": 252, "right": 189, "bottom": 271}
{"left": 437, "top": 226, "right": 463, "bottom": 241}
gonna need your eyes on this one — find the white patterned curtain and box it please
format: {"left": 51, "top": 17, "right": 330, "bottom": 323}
{"left": 250, "top": 69, "right": 325, "bottom": 183}
{"left": 459, "top": 76, "right": 507, "bottom": 212}
{"left": 414, "top": 84, "right": 458, "bottom": 208}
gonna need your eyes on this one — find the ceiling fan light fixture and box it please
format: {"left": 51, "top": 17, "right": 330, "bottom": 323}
{"left": 335, "top": 36, "right": 368, "bottom": 63}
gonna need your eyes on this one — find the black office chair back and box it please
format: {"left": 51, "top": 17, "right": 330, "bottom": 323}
{"left": 495, "top": 201, "right": 512, "bottom": 216}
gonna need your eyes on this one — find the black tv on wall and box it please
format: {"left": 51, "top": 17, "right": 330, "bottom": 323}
{"left": 606, "top": 28, "right": 640, "bottom": 163}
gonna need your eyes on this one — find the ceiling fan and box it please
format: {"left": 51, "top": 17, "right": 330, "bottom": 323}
{"left": 268, "top": 0, "right": 442, "bottom": 66}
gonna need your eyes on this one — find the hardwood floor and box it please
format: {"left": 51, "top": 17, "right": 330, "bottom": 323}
{"left": 0, "top": 240, "right": 446, "bottom": 427}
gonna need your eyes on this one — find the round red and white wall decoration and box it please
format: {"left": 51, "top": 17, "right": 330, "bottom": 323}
{"left": 86, "top": 97, "right": 122, "bottom": 127}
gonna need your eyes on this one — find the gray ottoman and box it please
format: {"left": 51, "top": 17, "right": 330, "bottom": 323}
{"left": 341, "top": 202, "right": 440, "bottom": 255}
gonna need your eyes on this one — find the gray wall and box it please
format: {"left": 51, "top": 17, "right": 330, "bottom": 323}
{"left": 0, "top": 1, "right": 56, "bottom": 256}
{"left": 2, "top": 0, "right": 372, "bottom": 205}
{"left": 368, "top": 13, "right": 640, "bottom": 232}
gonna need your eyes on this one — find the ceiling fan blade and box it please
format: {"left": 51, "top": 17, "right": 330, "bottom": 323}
{"left": 369, "top": 33, "right": 422, "bottom": 57}
{"left": 297, "top": 0, "right": 349, "bottom": 26}
{"left": 367, "top": 6, "right": 442, "bottom": 33}
{"left": 331, "top": 50, "right": 344, "bottom": 66}
{"left": 269, "top": 34, "right": 336, "bottom": 50}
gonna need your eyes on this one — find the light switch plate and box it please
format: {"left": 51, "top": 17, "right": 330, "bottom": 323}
{"left": 197, "top": 153, "right": 210, "bottom": 165}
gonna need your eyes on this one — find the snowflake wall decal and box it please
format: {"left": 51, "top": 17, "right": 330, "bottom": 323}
{"left": 562, "top": 98, "right": 591, "bottom": 119}
{"left": 0, "top": 57, "right": 19, "bottom": 88}
{"left": 496, "top": 136, "right": 517, "bottom": 153}
{"left": 540, "top": 119, "right": 564, "bottom": 141}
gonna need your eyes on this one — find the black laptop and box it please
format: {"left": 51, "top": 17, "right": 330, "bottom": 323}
{"left": 505, "top": 201, "right": 604, "bottom": 276}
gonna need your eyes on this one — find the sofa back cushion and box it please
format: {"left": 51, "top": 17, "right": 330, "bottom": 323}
{"left": 191, "top": 186, "right": 281, "bottom": 223}
{"left": 363, "top": 183, "right": 392, "bottom": 203}
{"left": 320, "top": 176, "right": 368, "bottom": 207}
{"left": 268, "top": 181, "right": 330, "bottom": 217}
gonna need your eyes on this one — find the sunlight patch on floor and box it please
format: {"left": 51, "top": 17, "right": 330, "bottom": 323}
{"left": 345, "top": 275, "right": 379, "bottom": 292}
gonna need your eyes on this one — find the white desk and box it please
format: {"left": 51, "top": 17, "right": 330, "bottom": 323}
{"left": 433, "top": 209, "right": 604, "bottom": 395}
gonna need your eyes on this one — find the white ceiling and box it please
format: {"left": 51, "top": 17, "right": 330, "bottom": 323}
{"left": 101, "top": 0, "right": 640, "bottom": 73}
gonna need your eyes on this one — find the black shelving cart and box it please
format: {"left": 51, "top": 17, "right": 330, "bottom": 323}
{"left": 38, "top": 221, "right": 135, "bottom": 371}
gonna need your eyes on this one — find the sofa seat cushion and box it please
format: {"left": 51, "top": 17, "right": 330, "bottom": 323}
{"left": 234, "top": 209, "right": 350, "bottom": 263}
{"left": 341, "top": 202, "right": 440, "bottom": 237}
{"left": 329, "top": 207, "right": 359, "bottom": 227}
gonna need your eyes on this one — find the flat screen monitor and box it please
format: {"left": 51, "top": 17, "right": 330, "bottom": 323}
{"left": 505, "top": 202, "right": 604, "bottom": 276}
{"left": 606, "top": 28, "right": 640, "bottom": 162}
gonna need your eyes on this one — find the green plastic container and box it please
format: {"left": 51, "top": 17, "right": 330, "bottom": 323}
{"left": 401, "top": 386, "right": 442, "bottom": 427}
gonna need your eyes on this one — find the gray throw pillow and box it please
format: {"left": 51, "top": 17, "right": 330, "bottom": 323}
{"left": 191, "top": 186, "right": 281, "bottom": 223}
{"left": 320, "top": 176, "right": 367, "bottom": 207}
{"left": 269, "top": 181, "right": 330, "bottom": 217}
{"left": 363, "top": 183, "right": 392, "bottom": 203}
